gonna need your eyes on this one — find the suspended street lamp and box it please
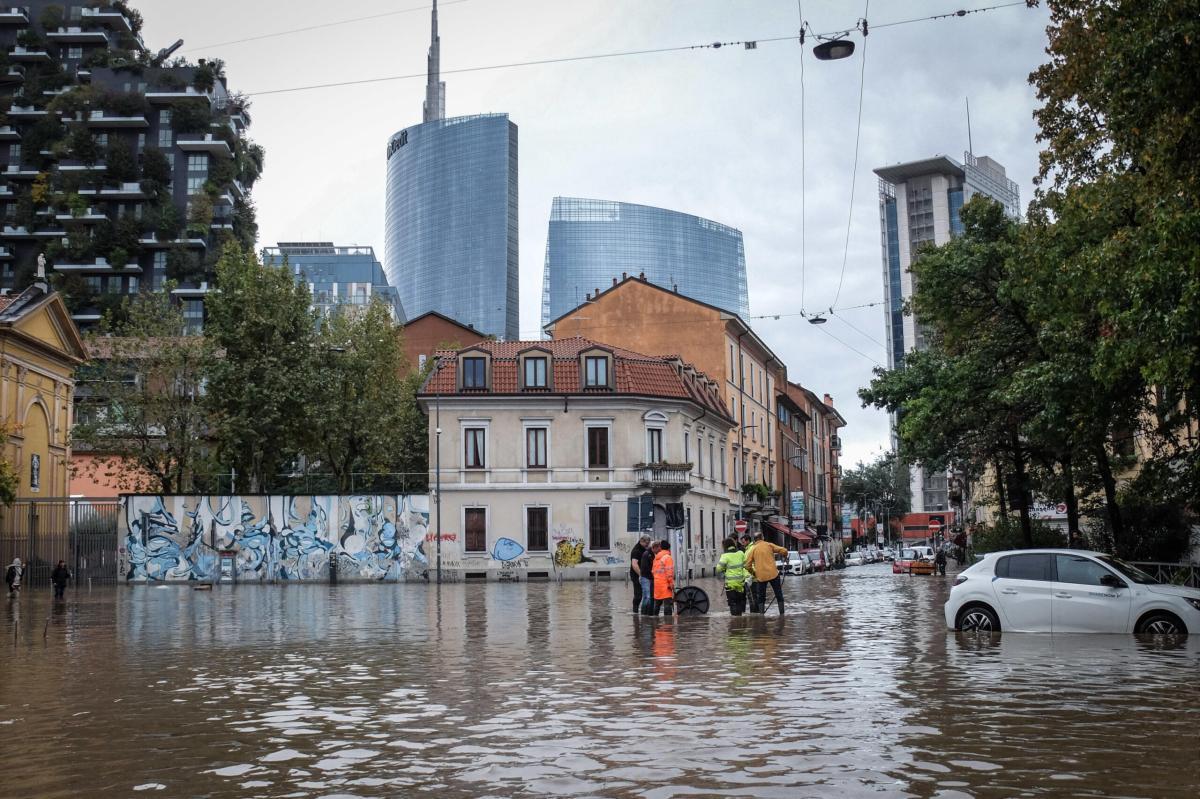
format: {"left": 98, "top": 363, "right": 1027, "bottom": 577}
{"left": 812, "top": 38, "right": 855, "bottom": 61}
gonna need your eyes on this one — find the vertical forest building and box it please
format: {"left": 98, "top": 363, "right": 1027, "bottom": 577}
{"left": 0, "top": 1, "right": 261, "bottom": 331}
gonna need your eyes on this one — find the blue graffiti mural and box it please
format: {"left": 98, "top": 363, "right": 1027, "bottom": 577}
{"left": 122, "top": 495, "right": 430, "bottom": 583}
{"left": 492, "top": 537, "right": 525, "bottom": 562}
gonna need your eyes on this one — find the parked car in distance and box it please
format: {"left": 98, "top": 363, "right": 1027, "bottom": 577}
{"left": 844, "top": 551, "right": 865, "bottom": 567}
{"left": 945, "top": 549, "right": 1200, "bottom": 634}
{"left": 882, "top": 549, "right": 896, "bottom": 562}
{"left": 893, "top": 547, "right": 935, "bottom": 575}
{"left": 803, "top": 549, "right": 827, "bottom": 573}
{"left": 786, "top": 552, "right": 809, "bottom": 576}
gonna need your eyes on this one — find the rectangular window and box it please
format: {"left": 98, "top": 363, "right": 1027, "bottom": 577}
{"left": 526, "top": 427, "right": 547, "bottom": 469}
{"left": 68, "top": 46, "right": 83, "bottom": 60}
{"left": 587, "top": 426, "right": 609, "bottom": 469}
{"left": 186, "top": 175, "right": 206, "bottom": 194}
{"left": 684, "top": 431, "right": 690, "bottom": 467}
{"left": 588, "top": 506, "right": 610, "bottom": 551}
{"left": 182, "top": 299, "right": 203, "bottom": 335}
{"left": 462, "top": 357, "right": 486, "bottom": 388}
{"left": 647, "top": 428, "right": 663, "bottom": 463}
{"left": 159, "top": 110, "right": 172, "bottom": 125}
{"left": 526, "top": 507, "right": 548, "bottom": 552}
{"left": 721, "top": 447, "right": 727, "bottom": 483}
{"left": 523, "top": 357, "right": 547, "bottom": 388}
{"left": 95, "top": 133, "right": 108, "bottom": 148}
{"left": 158, "top": 129, "right": 173, "bottom": 148}
{"left": 585, "top": 356, "right": 608, "bottom": 387}
{"left": 137, "top": 133, "right": 146, "bottom": 151}
{"left": 709, "top": 442, "right": 715, "bottom": 479}
{"left": 464, "top": 427, "right": 486, "bottom": 469}
{"left": 187, "top": 154, "right": 208, "bottom": 173}
{"left": 8, "top": 144, "right": 20, "bottom": 166}
{"left": 465, "top": 508, "right": 486, "bottom": 553}
{"left": 699, "top": 511, "right": 705, "bottom": 550}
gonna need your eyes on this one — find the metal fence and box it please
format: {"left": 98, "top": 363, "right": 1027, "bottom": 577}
{"left": 1131, "top": 561, "right": 1200, "bottom": 590}
{"left": 0, "top": 499, "right": 120, "bottom": 588}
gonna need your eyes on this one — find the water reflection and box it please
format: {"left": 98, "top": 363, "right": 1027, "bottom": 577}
{"left": 1, "top": 566, "right": 1197, "bottom": 798}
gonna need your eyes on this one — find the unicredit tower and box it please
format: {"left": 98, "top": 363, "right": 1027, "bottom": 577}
{"left": 384, "top": 0, "right": 519, "bottom": 339}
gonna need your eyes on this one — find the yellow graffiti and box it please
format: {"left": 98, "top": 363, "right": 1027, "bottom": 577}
{"left": 553, "top": 539, "right": 591, "bottom": 568}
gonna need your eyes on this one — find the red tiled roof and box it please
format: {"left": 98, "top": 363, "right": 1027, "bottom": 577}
{"left": 420, "top": 336, "right": 733, "bottom": 423}
{"left": 0, "top": 296, "right": 13, "bottom": 313}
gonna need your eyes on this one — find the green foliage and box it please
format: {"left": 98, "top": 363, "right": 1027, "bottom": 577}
{"left": 971, "top": 519, "right": 1067, "bottom": 555}
{"left": 740, "top": 482, "right": 770, "bottom": 502}
{"left": 164, "top": 246, "right": 203, "bottom": 285}
{"left": 186, "top": 192, "right": 214, "bottom": 237}
{"left": 139, "top": 148, "right": 171, "bottom": 196}
{"left": 0, "top": 423, "right": 20, "bottom": 506}
{"left": 16, "top": 29, "right": 45, "bottom": 49}
{"left": 192, "top": 59, "right": 224, "bottom": 93}
{"left": 72, "top": 288, "right": 214, "bottom": 494}
{"left": 231, "top": 196, "right": 258, "bottom": 250}
{"left": 104, "top": 140, "right": 138, "bottom": 183}
{"left": 38, "top": 4, "right": 65, "bottom": 31}
{"left": 67, "top": 192, "right": 88, "bottom": 217}
{"left": 204, "top": 245, "right": 317, "bottom": 493}
{"left": 841, "top": 452, "right": 911, "bottom": 517}
{"left": 150, "top": 201, "right": 183, "bottom": 240}
{"left": 236, "top": 140, "right": 265, "bottom": 188}
{"left": 306, "top": 301, "right": 415, "bottom": 492}
{"left": 168, "top": 100, "right": 211, "bottom": 133}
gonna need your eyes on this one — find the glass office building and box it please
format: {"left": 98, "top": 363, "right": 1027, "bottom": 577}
{"left": 874, "top": 151, "right": 1021, "bottom": 511}
{"left": 540, "top": 198, "right": 750, "bottom": 327}
{"left": 384, "top": 115, "right": 518, "bottom": 339}
{"left": 262, "top": 243, "right": 405, "bottom": 322}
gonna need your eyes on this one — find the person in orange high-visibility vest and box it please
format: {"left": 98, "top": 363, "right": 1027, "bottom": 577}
{"left": 652, "top": 539, "right": 675, "bottom": 616}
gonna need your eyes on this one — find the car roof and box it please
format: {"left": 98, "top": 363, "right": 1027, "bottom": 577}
{"left": 985, "top": 548, "right": 1107, "bottom": 557}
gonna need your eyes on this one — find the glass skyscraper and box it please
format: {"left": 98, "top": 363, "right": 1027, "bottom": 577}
{"left": 262, "top": 243, "right": 405, "bottom": 322}
{"left": 874, "top": 151, "right": 1021, "bottom": 512}
{"left": 540, "top": 198, "right": 750, "bottom": 327}
{"left": 383, "top": 2, "right": 518, "bottom": 339}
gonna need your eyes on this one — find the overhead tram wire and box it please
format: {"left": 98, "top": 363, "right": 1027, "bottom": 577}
{"left": 829, "top": 309, "right": 886, "bottom": 351}
{"left": 830, "top": 0, "right": 870, "bottom": 311}
{"left": 183, "top": 0, "right": 474, "bottom": 52}
{"left": 238, "top": 2, "right": 1034, "bottom": 98}
{"left": 798, "top": 0, "right": 807, "bottom": 316}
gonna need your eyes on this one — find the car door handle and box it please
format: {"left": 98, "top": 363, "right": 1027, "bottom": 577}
{"left": 1000, "top": 589, "right": 1019, "bottom": 595}
{"left": 1054, "top": 592, "right": 1074, "bottom": 599}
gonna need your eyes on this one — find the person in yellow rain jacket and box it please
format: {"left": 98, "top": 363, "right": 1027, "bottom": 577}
{"left": 716, "top": 537, "right": 749, "bottom": 616}
{"left": 744, "top": 533, "right": 788, "bottom": 615}
{"left": 652, "top": 539, "right": 675, "bottom": 616}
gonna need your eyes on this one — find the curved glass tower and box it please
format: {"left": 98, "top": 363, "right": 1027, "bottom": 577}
{"left": 383, "top": 1, "right": 518, "bottom": 339}
{"left": 541, "top": 198, "right": 750, "bottom": 327}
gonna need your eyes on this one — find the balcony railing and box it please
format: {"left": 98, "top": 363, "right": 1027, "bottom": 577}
{"left": 830, "top": 435, "right": 842, "bottom": 451}
{"left": 635, "top": 463, "right": 692, "bottom": 490}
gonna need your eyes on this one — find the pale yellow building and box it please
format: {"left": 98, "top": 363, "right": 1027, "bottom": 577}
{"left": 0, "top": 283, "right": 87, "bottom": 499}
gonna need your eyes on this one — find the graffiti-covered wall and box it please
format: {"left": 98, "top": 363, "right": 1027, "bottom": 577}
{"left": 121, "top": 495, "right": 430, "bottom": 583}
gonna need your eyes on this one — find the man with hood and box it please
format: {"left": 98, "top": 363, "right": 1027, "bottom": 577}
{"left": 5, "top": 557, "right": 22, "bottom": 597}
{"left": 51, "top": 560, "right": 72, "bottom": 599}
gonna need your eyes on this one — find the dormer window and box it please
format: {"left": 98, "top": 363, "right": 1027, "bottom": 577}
{"left": 462, "top": 356, "right": 487, "bottom": 389}
{"left": 584, "top": 355, "right": 609, "bottom": 387}
{"left": 524, "top": 356, "right": 548, "bottom": 389}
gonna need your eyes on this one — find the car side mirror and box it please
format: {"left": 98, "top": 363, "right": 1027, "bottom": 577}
{"left": 1100, "top": 574, "right": 1125, "bottom": 589}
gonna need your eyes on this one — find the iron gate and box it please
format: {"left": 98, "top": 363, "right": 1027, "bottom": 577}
{"left": 0, "top": 498, "right": 120, "bottom": 588}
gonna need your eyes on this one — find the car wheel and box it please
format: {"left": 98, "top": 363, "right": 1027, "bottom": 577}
{"left": 957, "top": 605, "right": 1000, "bottom": 632}
{"left": 1135, "top": 612, "right": 1188, "bottom": 636}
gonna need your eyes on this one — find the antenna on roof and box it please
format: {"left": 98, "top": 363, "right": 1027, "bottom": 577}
{"left": 965, "top": 96, "right": 974, "bottom": 155}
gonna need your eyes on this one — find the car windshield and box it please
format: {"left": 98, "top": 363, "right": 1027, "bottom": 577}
{"left": 1097, "top": 555, "right": 1159, "bottom": 585}
{"left": 901, "top": 549, "right": 916, "bottom": 559}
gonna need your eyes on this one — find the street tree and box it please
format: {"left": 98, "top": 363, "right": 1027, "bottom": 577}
{"left": 72, "top": 288, "right": 212, "bottom": 494}
{"left": 204, "top": 245, "right": 316, "bottom": 493}
{"left": 840, "top": 451, "right": 910, "bottom": 526}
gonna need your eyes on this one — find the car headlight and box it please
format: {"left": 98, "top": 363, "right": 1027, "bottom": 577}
{"left": 1185, "top": 598, "right": 1200, "bottom": 613}
{"left": 954, "top": 575, "right": 967, "bottom": 586}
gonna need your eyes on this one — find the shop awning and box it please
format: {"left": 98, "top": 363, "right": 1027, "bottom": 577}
{"left": 764, "top": 520, "right": 814, "bottom": 544}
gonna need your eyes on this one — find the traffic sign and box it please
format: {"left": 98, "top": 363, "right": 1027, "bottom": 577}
{"left": 928, "top": 520, "right": 942, "bottom": 534}
{"left": 733, "top": 519, "right": 749, "bottom": 534}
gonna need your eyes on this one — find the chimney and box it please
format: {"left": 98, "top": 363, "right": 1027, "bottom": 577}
{"left": 823, "top": 393, "right": 834, "bottom": 406}
{"left": 638, "top": 272, "right": 645, "bottom": 280}
{"left": 622, "top": 272, "right": 627, "bottom": 280}
{"left": 612, "top": 277, "right": 617, "bottom": 287}
{"left": 595, "top": 287, "right": 600, "bottom": 298}
{"left": 673, "top": 284, "right": 679, "bottom": 293}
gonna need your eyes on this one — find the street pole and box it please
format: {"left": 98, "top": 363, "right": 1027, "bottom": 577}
{"left": 435, "top": 390, "right": 442, "bottom": 585}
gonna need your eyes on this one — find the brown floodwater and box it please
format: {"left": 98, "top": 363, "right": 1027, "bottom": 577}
{"left": 1, "top": 564, "right": 1197, "bottom": 798}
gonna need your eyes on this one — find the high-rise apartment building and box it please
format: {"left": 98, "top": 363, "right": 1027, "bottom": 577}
{"left": 262, "top": 243, "right": 405, "bottom": 322}
{"left": 383, "top": 1, "right": 518, "bottom": 339}
{"left": 0, "top": 1, "right": 259, "bottom": 331}
{"left": 541, "top": 197, "right": 750, "bottom": 328}
{"left": 874, "top": 151, "right": 1020, "bottom": 511}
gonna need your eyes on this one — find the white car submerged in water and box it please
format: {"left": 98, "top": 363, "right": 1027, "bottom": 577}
{"left": 945, "top": 549, "right": 1200, "bottom": 635}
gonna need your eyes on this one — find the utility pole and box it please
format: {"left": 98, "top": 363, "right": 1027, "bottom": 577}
{"left": 435, "top": 389, "right": 442, "bottom": 584}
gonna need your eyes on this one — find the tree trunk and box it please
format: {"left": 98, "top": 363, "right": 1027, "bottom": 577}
{"left": 994, "top": 456, "right": 1009, "bottom": 519}
{"left": 1094, "top": 440, "right": 1125, "bottom": 553}
{"left": 1010, "top": 438, "right": 1033, "bottom": 547}
{"left": 1062, "top": 454, "right": 1081, "bottom": 547}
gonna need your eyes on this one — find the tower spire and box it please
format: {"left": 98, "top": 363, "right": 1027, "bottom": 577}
{"left": 423, "top": 0, "right": 446, "bottom": 122}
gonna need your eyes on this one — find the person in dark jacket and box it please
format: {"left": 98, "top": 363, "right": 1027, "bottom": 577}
{"left": 51, "top": 560, "right": 71, "bottom": 599}
{"left": 629, "top": 535, "right": 651, "bottom": 613}
{"left": 639, "top": 541, "right": 658, "bottom": 615}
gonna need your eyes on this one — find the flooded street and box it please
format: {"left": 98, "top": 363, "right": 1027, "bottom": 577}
{"left": 2, "top": 564, "right": 1198, "bottom": 798}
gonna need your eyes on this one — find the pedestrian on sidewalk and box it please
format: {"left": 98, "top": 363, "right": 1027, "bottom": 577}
{"left": 652, "top": 539, "right": 675, "bottom": 616}
{"left": 629, "top": 535, "right": 651, "bottom": 613}
{"left": 745, "top": 534, "right": 788, "bottom": 616}
{"left": 716, "top": 537, "right": 749, "bottom": 616}
{"left": 5, "top": 557, "right": 22, "bottom": 597}
{"left": 639, "top": 540, "right": 659, "bottom": 615}
{"left": 740, "top": 533, "right": 760, "bottom": 613}
{"left": 51, "top": 560, "right": 71, "bottom": 599}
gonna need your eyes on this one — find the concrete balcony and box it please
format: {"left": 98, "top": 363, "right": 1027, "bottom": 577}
{"left": 0, "top": 66, "right": 24, "bottom": 84}
{"left": 58, "top": 160, "right": 106, "bottom": 173}
{"left": 53, "top": 257, "right": 142, "bottom": 273}
{"left": 177, "top": 133, "right": 232, "bottom": 156}
{"left": 10, "top": 46, "right": 52, "bottom": 63}
{"left": 0, "top": 125, "right": 19, "bottom": 140}
{"left": 0, "top": 8, "right": 29, "bottom": 25}
{"left": 2, "top": 165, "right": 40, "bottom": 180}
{"left": 139, "top": 235, "right": 207, "bottom": 250}
{"left": 48, "top": 26, "right": 109, "bottom": 44}
{"left": 2, "top": 225, "right": 32, "bottom": 237}
{"left": 146, "top": 87, "right": 214, "bottom": 105}
{"left": 8, "top": 104, "right": 48, "bottom": 119}
{"left": 87, "top": 110, "right": 148, "bottom": 128}
{"left": 81, "top": 7, "right": 134, "bottom": 32}
{"left": 635, "top": 463, "right": 692, "bottom": 491}
{"left": 79, "top": 182, "right": 147, "bottom": 200}
{"left": 56, "top": 207, "right": 108, "bottom": 224}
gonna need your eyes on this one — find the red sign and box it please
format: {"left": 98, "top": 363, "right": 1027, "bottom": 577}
{"left": 733, "top": 519, "right": 749, "bottom": 534}
{"left": 928, "top": 520, "right": 942, "bottom": 534}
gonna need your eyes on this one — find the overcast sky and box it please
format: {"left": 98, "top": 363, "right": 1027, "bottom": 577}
{"left": 137, "top": 0, "right": 1051, "bottom": 468}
